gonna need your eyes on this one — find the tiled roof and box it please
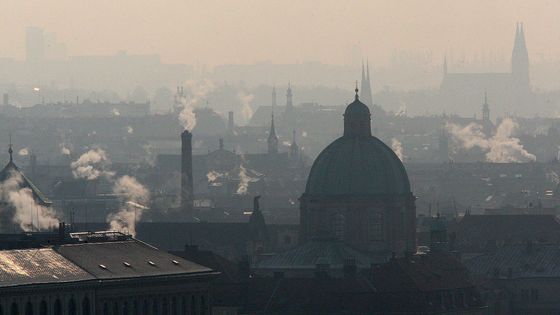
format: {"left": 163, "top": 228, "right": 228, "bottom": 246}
{"left": 464, "top": 244, "right": 560, "bottom": 279}
{"left": 55, "top": 240, "right": 213, "bottom": 279}
{"left": 0, "top": 248, "right": 93, "bottom": 288}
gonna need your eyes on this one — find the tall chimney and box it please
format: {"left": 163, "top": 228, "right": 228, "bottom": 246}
{"left": 181, "top": 130, "right": 193, "bottom": 210}
{"left": 228, "top": 111, "right": 234, "bottom": 133}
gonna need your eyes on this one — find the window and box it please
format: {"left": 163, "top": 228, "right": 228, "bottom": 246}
{"left": 24, "top": 303, "right": 32, "bottom": 315}
{"left": 369, "top": 210, "right": 384, "bottom": 241}
{"left": 331, "top": 212, "right": 345, "bottom": 240}
{"left": 39, "top": 301, "right": 47, "bottom": 315}
{"left": 54, "top": 300, "right": 62, "bottom": 315}
{"left": 68, "top": 299, "right": 76, "bottom": 315}
{"left": 82, "top": 297, "right": 90, "bottom": 315}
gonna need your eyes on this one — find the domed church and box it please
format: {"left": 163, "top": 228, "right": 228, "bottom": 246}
{"left": 300, "top": 87, "right": 416, "bottom": 256}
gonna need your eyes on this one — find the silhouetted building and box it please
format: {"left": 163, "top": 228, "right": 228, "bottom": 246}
{"left": 360, "top": 60, "right": 374, "bottom": 107}
{"left": 300, "top": 87, "right": 416, "bottom": 255}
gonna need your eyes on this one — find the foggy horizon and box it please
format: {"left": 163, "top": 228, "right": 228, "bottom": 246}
{"left": 1, "top": 0, "right": 559, "bottom": 67}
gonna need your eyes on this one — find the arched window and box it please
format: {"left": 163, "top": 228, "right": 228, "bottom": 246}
{"left": 171, "top": 297, "right": 177, "bottom": 315}
{"left": 181, "top": 297, "right": 187, "bottom": 315}
{"left": 152, "top": 299, "right": 158, "bottom": 315}
{"left": 10, "top": 303, "right": 18, "bottom": 315}
{"left": 200, "top": 296, "right": 206, "bottom": 315}
{"left": 53, "top": 299, "right": 62, "bottom": 315}
{"left": 24, "top": 302, "right": 32, "bottom": 315}
{"left": 39, "top": 301, "right": 47, "bottom": 315}
{"left": 190, "top": 296, "right": 196, "bottom": 315}
{"left": 82, "top": 297, "right": 90, "bottom": 315}
{"left": 161, "top": 299, "right": 167, "bottom": 315}
{"left": 331, "top": 212, "right": 345, "bottom": 240}
{"left": 68, "top": 298, "right": 76, "bottom": 315}
{"left": 142, "top": 300, "right": 148, "bottom": 315}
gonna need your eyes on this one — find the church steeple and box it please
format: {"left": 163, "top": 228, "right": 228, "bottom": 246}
{"left": 286, "top": 82, "right": 293, "bottom": 109}
{"left": 512, "top": 22, "right": 530, "bottom": 91}
{"left": 289, "top": 129, "right": 299, "bottom": 160}
{"left": 267, "top": 113, "right": 278, "bottom": 154}
{"left": 359, "top": 59, "right": 374, "bottom": 107}
{"left": 482, "top": 92, "right": 490, "bottom": 122}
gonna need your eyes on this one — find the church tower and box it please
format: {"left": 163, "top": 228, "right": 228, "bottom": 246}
{"left": 360, "top": 60, "right": 374, "bottom": 107}
{"left": 267, "top": 113, "right": 278, "bottom": 155}
{"left": 482, "top": 92, "right": 490, "bottom": 123}
{"left": 511, "top": 22, "right": 530, "bottom": 92}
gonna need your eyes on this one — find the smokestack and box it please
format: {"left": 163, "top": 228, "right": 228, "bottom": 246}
{"left": 228, "top": 111, "right": 234, "bottom": 133}
{"left": 181, "top": 130, "right": 193, "bottom": 210}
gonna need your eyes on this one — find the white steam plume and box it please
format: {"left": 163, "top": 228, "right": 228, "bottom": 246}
{"left": 0, "top": 171, "right": 59, "bottom": 231}
{"left": 60, "top": 143, "right": 71, "bottom": 156}
{"left": 107, "top": 175, "right": 150, "bottom": 237}
{"left": 18, "top": 148, "right": 29, "bottom": 156}
{"left": 447, "top": 118, "right": 536, "bottom": 163}
{"left": 70, "top": 148, "right": 115, "bottom": 180}
{"left": 178, "top": 79, "right": 215, "bottom": 131}
{"left": 112, "top": 108, "right": 121, "bottom": 116}
{"left": 391, "top": 138, "right": 404, "bottom": 161}
{"left": 126, "top": 126, "right": 134, "bottom": 134}
{"left": 236, "top": 165, "right": 250, "bottom": 195}
{"left": 207, "top": 170, "right": 224, "bottom": 183}
{"left": 238, "top": 91, "right": 254, "bottom": 123}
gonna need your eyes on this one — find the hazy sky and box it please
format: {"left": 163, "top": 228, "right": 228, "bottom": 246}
{"left": 2, "top": 0, "right": 560, "bottom": 66}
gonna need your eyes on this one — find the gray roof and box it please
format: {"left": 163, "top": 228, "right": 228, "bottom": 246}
{"left": 55, "top": 240, "right": 213, "bottom": 279}
{"left": 0, "top": 248, "right": 93, "bottom": 288}
{"left": 464, "top": 244, "right": 560, "bottom": 279}
{"left": 0, "top": 161, "right": 51, "bottom": 205}
{"left": 255, "top": 239, "right": 383, "bottom": 270}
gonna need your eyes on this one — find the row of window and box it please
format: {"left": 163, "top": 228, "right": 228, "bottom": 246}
{"left": 0, "top": 297, "right": 89, "bottom": 315}
{"left": 101, "top": 295, "right": 207, "bottom": 315}
{"left": 0, "top": 294, "right": 207, "bottom": 315}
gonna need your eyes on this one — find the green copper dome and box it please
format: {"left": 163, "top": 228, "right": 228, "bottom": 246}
{"left": 305, "top": 90, "right": 410, "bottom": 196}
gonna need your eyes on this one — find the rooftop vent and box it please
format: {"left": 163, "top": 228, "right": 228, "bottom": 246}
{"left": 123, "top": 262, "right": 131, "bottom": 268}
{"left": 172, "top": 260, "right": 179, "bottom": 265}
{"left": 148, "top": 261, "right": 156, "bottom": 266}
{"left": 99, "top": 264, "right": 107, "bottom": 270}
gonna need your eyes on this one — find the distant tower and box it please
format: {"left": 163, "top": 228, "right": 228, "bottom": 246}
{"left": 511, "top": 22, "right": 530, "bottom": 92}
{"left": 482, "top": 92, "right": 490, "bottom": 123}
{"left": 289, "top": 129, "right": 300, "bottom": 161}
{"left": 360, "top": 59, "right": 374, "bottom": 107}
{"left": 181, "top": 130, "right": 193, "bottom": 210}
{"left": 438, "top": 125, "right": 449, "bottom": 163}
{"left": 272, "top": 85, "right": 277, "bottom": 108}
{"left": 286, "top": 83, "right": 293, "bottom": 110}
{"left": 267, "top": 114, "right": 279, "bottom": 155}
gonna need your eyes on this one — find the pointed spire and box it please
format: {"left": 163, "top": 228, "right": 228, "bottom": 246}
{"left": 366, "top": 58, "right": 370, "bottom": 81}
{"left": 8, "top": 133, "right": 13, "bottom": 162}
{"left": 361, "top": 59, "right": 366, "bottom": 82}
{"left": 355, "top": 81, "right": 359, "bottom": 101}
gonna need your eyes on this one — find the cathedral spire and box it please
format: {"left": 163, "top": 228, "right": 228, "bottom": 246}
{"left": 359, "top": 58, "right": 374, "bottom": 107}
{"left": 286, "top": 82, "right": 293, "bottom": 109}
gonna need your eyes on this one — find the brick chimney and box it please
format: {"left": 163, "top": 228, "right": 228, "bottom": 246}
{"left": 181, "top": 130, "right": 193, "bottom": 210}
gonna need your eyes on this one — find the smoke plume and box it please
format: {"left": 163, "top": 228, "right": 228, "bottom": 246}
{"left": 238, "top": 91, "right": 254, "bottom": 123}
{"left": 391, "top": 138, "right": 404, "bottom": 161}
{"left": 0, "top": 170, "right": 59, "bottom": 231}
{"left": 60, "top": 143, "right": 71, "bottom": 156}
{"left": 107, "top": 175, "right": 150, "bottom": 237}
{"left": 178, "top": 79, "right": 215, "bottom": 131}
{"left": 447, "top": 118, "right": 536, "bottom": 163}
{"left": 126, "top": 126, "right": 134, "bottom": 134}
{"left": 18, "top": 148, "right": 29, "bottom": 156}
{"left": 70, "top": 148, "right": 115, "bottom": 180}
